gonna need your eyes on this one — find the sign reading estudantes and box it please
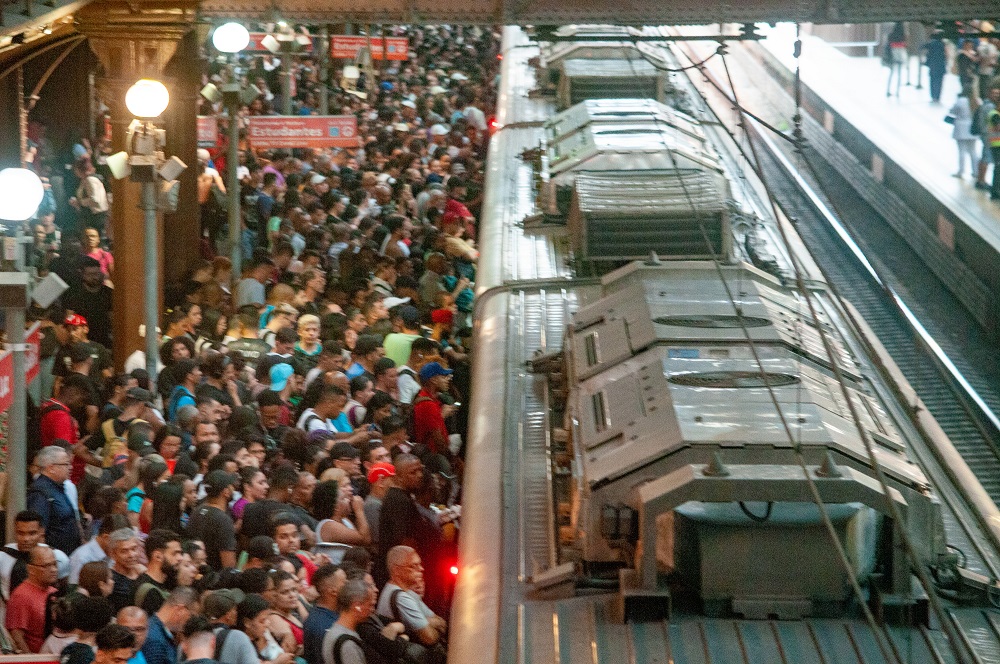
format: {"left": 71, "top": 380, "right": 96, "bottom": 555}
{"left": 248, "top": 116, "right": 360, "bottom": 149}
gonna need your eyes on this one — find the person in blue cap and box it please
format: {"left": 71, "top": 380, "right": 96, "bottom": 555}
{"left": 411, "top": 362, "right": 454, "bottom": 456}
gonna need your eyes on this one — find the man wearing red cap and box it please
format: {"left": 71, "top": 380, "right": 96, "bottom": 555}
{"left": 364, "top": 462, "right": 395, "bottom": 547}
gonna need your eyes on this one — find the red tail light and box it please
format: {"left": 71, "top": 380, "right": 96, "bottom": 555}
{"left": 450, "top": 565, "right": 459, "bottom": 575}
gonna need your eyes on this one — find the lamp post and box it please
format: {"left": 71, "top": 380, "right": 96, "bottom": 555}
{"left": 0, "top": 167, "right": 44, "bottom": 536}
{"left": 124, "top": 78, "right": 170, "bottom": 385}
{"left": 212, "top": 22, "right": 250, "bottom": 284}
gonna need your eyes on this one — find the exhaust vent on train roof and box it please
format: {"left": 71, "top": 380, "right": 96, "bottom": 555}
{"left": 567, "top": 170, "right": 733, "bottom": 263}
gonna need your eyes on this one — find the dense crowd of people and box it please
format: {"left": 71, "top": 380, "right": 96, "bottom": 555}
{"left": 10, "top": 23, "right": 502, "bottom": 664}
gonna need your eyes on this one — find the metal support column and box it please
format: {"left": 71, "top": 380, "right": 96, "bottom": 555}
{"left": 226, "top": 90, "right": 241, "bottom": 281}
{"left": 281, "top": 55, "right": 292, "bottom": 115}
{"left": 3, "top": 226, "right": 29, "bottom": 538}
{"left": 142, "top": 180, "right": 159, "bottom": 383}
{"left": 319, "top": 25, "right": 330, "bottom": 115}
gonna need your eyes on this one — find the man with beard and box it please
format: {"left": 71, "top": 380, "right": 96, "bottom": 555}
{"left": 63, "top": 256, "right": 113, "bottom": 349}
{"left": 133, "top": 530, "right": 181, "bottom": 614}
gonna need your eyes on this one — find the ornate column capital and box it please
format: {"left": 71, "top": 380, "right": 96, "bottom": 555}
{"left": 75, "top": 0, "right": 199, "bottom": 77}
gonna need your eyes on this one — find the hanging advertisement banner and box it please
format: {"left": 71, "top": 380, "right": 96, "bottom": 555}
{"left": 247, "top": 116, "right": 360, "bottom": 149}
{"left": 331, "top": 36, "right": 409, "bottom": 60}
{"left": 197, "top": 116, "right": 219, "bottom": 148}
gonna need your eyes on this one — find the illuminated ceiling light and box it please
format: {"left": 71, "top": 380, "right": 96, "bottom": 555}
{"left": 0, "top": 168, "right": 44, "bottom": 221}
{"left": 125, "top": 79, "right": 170, "bottom": 118}
{"left": 212, "top": 22, "right": 250, "bottom": 53}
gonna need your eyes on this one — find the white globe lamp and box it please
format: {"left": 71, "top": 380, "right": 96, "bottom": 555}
{"left": 213, "top": 22, "right": 250, "bottom": 53}
{"left": 125, "top": 79, "right": 170, "bottom": 119}
{"left": 0, "top": 168, "right": 44, "bottom": 221}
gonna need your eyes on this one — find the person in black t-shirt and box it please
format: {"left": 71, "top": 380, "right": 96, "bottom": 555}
{"left": 108, "top": 530, "right": 144, "bottom": 613}
{"left": 186, "top": 471, "right": 238, "bottom": 570}
{"left": 239, "top": 464, "right": 301, "bottom": 542}
{"left": 62, "top": 257, "right": 113, "bottom": 349}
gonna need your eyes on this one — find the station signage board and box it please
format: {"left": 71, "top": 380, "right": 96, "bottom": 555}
{"left": 197, "top": 116, "right": 219, "bottom": 148}
{"left": 330, "top": 36, "right": 409, "bottom": 60}
{"left": 247, "top": 116, "right": 360, "bottom": 149}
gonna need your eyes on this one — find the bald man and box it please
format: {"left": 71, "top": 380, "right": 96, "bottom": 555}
{"left": 6, "top": 545, "right": 57, "bottom": 652}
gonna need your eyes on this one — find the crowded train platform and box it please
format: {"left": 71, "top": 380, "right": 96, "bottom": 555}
{"left": 0, "top": 23, "right": 499, "bottom": 664}
{"left": 2, "top": 3, "right": 1000, "bottom": 662}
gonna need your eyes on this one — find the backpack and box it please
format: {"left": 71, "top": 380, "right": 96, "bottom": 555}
{"left": 28, "top": 400, "right": 69, "bottom": 460}
{"left": 213, "top": 627, "right": 232, "bottom": 661}
{"left": 167, "top": 385, "right": 193, "bottom": 422}
{"left": 331, "top": 633, "right": 365, "bottom": 664}
{"left": 100, "top": 418, "right": 146, "bottom": 468}
{"left": 0, "top": 547, "right": 29, "bottom": 600}
{"left": 134, "top": 581, "right": 168, "bottom": 613}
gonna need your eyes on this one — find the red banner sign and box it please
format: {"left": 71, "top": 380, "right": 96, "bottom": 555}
{"left": 247, "top": 116, "right": 360, "bottom": 149}
{"left": 197, "top": 116, "right": 218, "bottom": 148}
{"left": 25, "top": 322, "right": 40, "bottom": 386}
{"left": 331, "top": 36, "right": 409, "bottom": 60}
{"left": 0, "top": 351, "right": 12, "bottom": 414}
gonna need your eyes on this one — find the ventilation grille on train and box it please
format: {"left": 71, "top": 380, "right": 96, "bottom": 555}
{"left": 570, "top": 79, "right": 659, "bottom": 104}
{"left": 668, "top": 371, "right": 801, "bottom": 388}
{"left": 654, "top": 315, "right": 773, "bottom": 328}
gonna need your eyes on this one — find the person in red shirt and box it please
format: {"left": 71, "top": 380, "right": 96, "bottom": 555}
{"left": 411, "top": 362, "right": 456, "bottom": 456}
{"left": 5, "top": 544, "right": 57, "bottom": 652}
{"left": 442, "top": 178, "right": 476, "bottom": 241}
{"left": 39, "top": 373, "right": 93, "bottom": 484}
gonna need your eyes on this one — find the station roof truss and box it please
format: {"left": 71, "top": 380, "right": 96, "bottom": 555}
{"left": 198, "top": 0, "right": 1000, "bottom": 26}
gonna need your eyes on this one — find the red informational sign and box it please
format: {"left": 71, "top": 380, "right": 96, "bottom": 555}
{"left": 25, "top": 322, "right": 40, "bottom": 385}
{"left": 247, "top": 116, "right": 360, "bottom": 149}
{"left": 246, "top": 32, "right": 314, "bottom": 53}
{"left": 331, "top": 36, "right": 409, "bottom": 61}
{"left": 0, "top": 351, "right": 12, "bottom": 414}
{"left": 197, "top": 116, "right": 218, "bottom": 148}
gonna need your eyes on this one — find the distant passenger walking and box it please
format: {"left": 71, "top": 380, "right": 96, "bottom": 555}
{"left": 884, "top": 23, "right": 907, "bottom": 98}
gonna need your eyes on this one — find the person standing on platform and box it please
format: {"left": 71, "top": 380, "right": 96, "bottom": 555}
{"left": 27, "top": 446, "right": 82, "bottom": 555}
{"left": 977, "top": 86, "right": 1000, "bottom": 192}
{"left": 884, "top": 23, "right": 908, "bottom": 98}
{"left": 987, "top": 99, "right": 1000, "bottom": 200}
{"left": 922, "top": 31, "right": 947, "bottom": 103}
{"left": 5, "top": 544, "right": 57, "bottom": 653}
{"left": 950, "top": 86, "right": 978, "bottom": 178}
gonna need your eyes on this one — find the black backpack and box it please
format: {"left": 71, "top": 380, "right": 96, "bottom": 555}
{"left": 331, "top": 633, "right": 365, "bottom": 664}
{"left": 0, "top": 547, "right": 29, "bottom": 600}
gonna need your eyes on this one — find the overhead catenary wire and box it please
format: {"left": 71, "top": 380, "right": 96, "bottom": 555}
{"left": 710, "top": 30, "right": 970, "bottom": 664}
{"left": 648, "top": 53, "right": 902, "bottom": 660}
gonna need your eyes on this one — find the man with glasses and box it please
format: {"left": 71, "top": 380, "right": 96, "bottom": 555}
{"left": 142, "top": 587, "right": 199, "bottom": 664}
{"left": 5, "top": 544, "right": 58, "bottom": 652}
{"left": 377, "top": 546, "right": 446, "bottom": 648}
{"left": 0, "top": 510, "right": 69, "bottom": 623}
{"left": 27, "top": 446, "right": 82, "bottom": 555}
{"left": 116, "top": 606, "right": 150, "bottom": 664}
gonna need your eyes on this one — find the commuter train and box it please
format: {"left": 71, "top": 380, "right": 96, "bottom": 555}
{"left": 449, "top": 26, "right": 1000, "bottom": 663}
